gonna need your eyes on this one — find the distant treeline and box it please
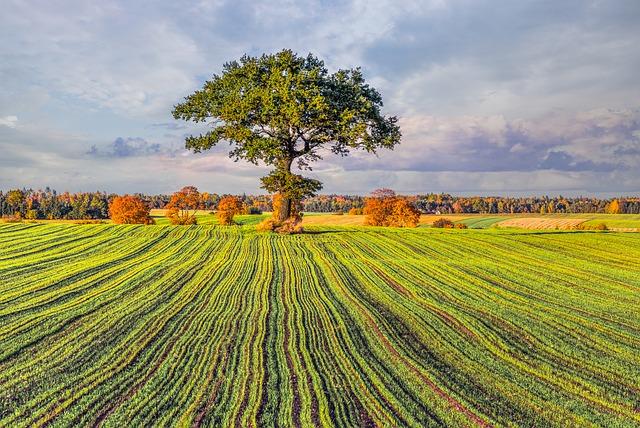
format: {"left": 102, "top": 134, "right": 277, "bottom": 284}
{"left": 303, "top": 194, "right": 640, "bottom": 214}
{"left": 410, "top": 193, "right": 640, "bottom": 214}
{"left": 1, "top": 188, "right": 639, "bottom": 220}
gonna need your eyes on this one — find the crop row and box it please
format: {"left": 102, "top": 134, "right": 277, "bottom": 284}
{"left": 0, "top": 223, "right": 639, "bottom": 426}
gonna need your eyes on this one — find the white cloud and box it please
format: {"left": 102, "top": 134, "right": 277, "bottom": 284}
{"left": 0, "top": 115, "right": 18, "bottom": 128}
{"left": 0, "top": 0, "right": 639, "bottom": 194}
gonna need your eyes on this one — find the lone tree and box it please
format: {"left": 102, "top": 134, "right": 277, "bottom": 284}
{"left": 173, "top": 49, "right": 401, "bottom": 224}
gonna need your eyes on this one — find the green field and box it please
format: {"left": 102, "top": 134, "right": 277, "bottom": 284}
{"left": 457, "top": 217, "right": 505, "bottom": 229}
{"left": 149, "top": 211, "right": 270, "bottom": 226}
{"left": 1, "top": 223, "right": 639, "bottom": 427}
{"left": 580, "top": 214, "right": 640, "bottom": 229}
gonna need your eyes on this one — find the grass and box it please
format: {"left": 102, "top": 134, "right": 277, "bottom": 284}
{"left": 458, "top": 217, "right": 504, "bottom": 229}
{"left": 7, "top": 211, "right": 639, "bottom": 231}
{"left": 149, "top": 209, "right": 269, "bottom": 226}
{"left": 580, "top": 214, "right": 640, "bottom": 229}
{"left": 0, "top": 223, "right": 639, "bottom": 427}
{"left": 301, "top": 214, "right": 474, "bottom": 227}
{"left": 495, "top": 217, "right": 586, "bottom": 230}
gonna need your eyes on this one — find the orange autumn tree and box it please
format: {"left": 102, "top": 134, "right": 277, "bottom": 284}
{"left": 216, "top": 196, "right": 243, "bottom": 225}
{"left": 389, "top": 198, "right": 421, "bottom": 227}
{"left": 109, "top": 195, "right": 154, "bottom": 225}
{"left": 364, "top": 189, "right": 420, "bottom": 227}
{"left": 607, "top": 199, "right": 622, "bottom": 214}
{"left": 166, "top": 186, "right": 201, "bottom": 225}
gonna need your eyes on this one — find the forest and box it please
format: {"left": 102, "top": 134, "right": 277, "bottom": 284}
{"left": 1, "top": 188, "right": 638, "bottom": 220}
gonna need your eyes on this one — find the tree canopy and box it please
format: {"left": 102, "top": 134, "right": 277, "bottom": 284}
{"left": 109, "top": 195, "right": 154, "bottom": 225}
{"left": 173, "top": 49, "right": 401, "bottom": 222}
{"left": 166, "top": 186, "right": 201, "bottom": 225}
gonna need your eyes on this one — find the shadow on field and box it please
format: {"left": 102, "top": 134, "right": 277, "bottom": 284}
{"left": 303, "top": 229, "right": 351, "bottom": 235}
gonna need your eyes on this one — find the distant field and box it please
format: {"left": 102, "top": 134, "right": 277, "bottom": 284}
{"left": 5, "top": 210, "right": 640, "bottom": 231}
{"left": 149, "top": 209, "right": 269, "bottom": 226}
{"left": 302, "top": 213, "right": 640, "bottom": 230}
{"left": 496, "top": 217, "right": 586, "bottom": 230}
{"left": 581, "top": 214, "right": 640, "bottom": 229}
{"left": 1, "top": 223, "right": 639, "bottom": 426}
{"left": 301, "top": 213, "right": 473, "bottom": 227}
{"left": 494, "top": 215, "right": 640, "bottom": 231}
{"left": 458, "top": 217, "right": 504, "bottom": 229}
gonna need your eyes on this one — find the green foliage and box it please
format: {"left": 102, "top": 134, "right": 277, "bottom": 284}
{"left": 247, "top": 206, "right": 263, "bottom": 215}
{"left": 172, "top": 49, "right": 401, "bottom": 204}
{"left": 259, "top": 169, "right": 322, "bottom": 201}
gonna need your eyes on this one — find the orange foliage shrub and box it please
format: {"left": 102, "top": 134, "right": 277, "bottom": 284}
{"left": 257, "top": 216, "right": 304, "bottom": 234}
{"left": 271, "top": 193, "right": 285, "bottom": 220}
{"left": 166, "top": 186, "right": 201, "bottom": 225}
{"left": 260, "top": 193, "right": 304, "bottom": 233}
{"left": 1, "top": 213, "right": 23, "bottom": 223}
{"left": 276, "top": 216, "right": 304, "bottom": 234}
{"left": 364, "top": 191, "right": 420, "bottom": 227}
{"left": 348, "top": 207, "right": 363, "bottom": 215}
{"left": 432, "top": 218, "right": 455, "bottom": 228}
{"left": 272, "top": 193, "right": 302, "bottom": 220}
{"left": 575, "top": 222, "right": 608, "bottom": 231}
{"left": 257, "top": 216, "right": 303, "bottom": 234}
{"left": 109, "top": 196, "right": 154, "bottom": 225}
{"left": 217, "top": 196, "right": 243, "bottom": 225}
{"left": 256, "top": 218, "right": 278, "bottom": 232}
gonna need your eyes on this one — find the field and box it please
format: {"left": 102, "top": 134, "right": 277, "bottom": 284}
{"left": 458, "top": 217, "right": 505, "bottom": 229}
{"left": 495, "top": 217, "right": 586, "bottom": 230}
{"left": 300, "top": 213, "right": 640, "bottom": 230}
{"left": 1, "top": 223, "right": 639, "bottom": 427}
{"left": 149, "top": 209, "right": 269, "bottom": 226}
{"left": 37, "top": 210, "right": 638, "bottom": 232}
{"left": 580, "top": 214, "right": 640, "bottom": 230}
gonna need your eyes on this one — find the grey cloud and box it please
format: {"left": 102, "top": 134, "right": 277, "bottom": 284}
{"left": 87, "top": 137, "right": 162, "bottom": 158}
{"left": 323, "top": 109, "right": 639, "bottom": 174}
{"left": 538, "top": 151, "right": 617, "bottom": 172}
{"left": 150, "top": 122, "right": 187, "bottom": 130}
{"left": 1, "top": 0, "right": 639, "bottom": 195}
{"left": 366, "top": 1, "right": 640, "bottom": 116}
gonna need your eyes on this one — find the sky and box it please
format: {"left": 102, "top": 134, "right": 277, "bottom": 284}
{"left": 1, "top": 0, "right": 639, "bottom": 196}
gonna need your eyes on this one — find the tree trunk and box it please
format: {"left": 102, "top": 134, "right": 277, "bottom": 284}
{"left": 276, "top": 194, "right": 291, "bottom": 222}
{"left": 275, "top": 157, "right": 294, "bottom": 222}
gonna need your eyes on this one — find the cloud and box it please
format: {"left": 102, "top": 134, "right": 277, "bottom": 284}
{"left": 87, "top": 137, "right": 162, "bottom": 158}
{"left": 323, "top": 108, "right": 639, "bottom": 175}
{"left": 0, "top": 2, "right": 203, "bottom": 118}
{"left": 1, "top": 0, "right": 639, "bottom": 195}
{"left": 150, "top": 122, "right": 187, "bottom": 130}
{"left": 538, "top": 151, "right": 616, "bottom": 172}
{"left": 364, "top": 0, "right": 640, "bottom": 117}
{"left": 0, "top": 115, "right": 18, "bottom": 128}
